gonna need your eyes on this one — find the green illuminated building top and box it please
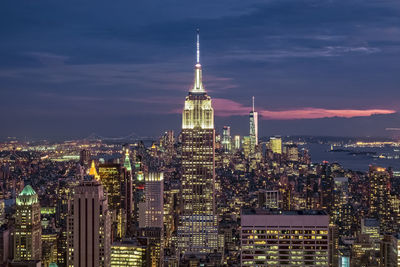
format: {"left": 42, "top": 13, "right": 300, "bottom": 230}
{"left": 124, "top": 149, "right": 132, "bottom": 172}
{"left": 16, "top": 185, "right": 38, "bottom": 206}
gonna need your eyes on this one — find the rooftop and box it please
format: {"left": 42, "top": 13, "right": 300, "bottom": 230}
{"left": 242, "top": 208, "right": 327, "bottom": 216}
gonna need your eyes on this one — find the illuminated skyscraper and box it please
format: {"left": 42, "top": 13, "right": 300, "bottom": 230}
{"left": 332, "top": 177, "right": 352, "bottom": 237}
{"left": 99, "top": 163, "right": 128, "bottom": 240}
{"left": 221, "top": 126, "right": 231, "bottom": 153}
{"left": 269, "top": 136, "right": 282, "bottom": 154}
{"left": 243, "top": 136, "right": 251, "bottom": 158}
{"left": 178, "top": 30, "right": 218, "bottom": 255}
{"left": 369, "top": 166, "right": 392, "bottom": 233}
{"left": 139, "top": 172, "right": 164, "bottom": 228}
{"left": 249, "top": 96, "right": 258, "bottom": 155}
{"left": 14, "top": 185, "right": 42, "bottom": 261}
{"left": 122, "top": 149, "right": 133, "bottom": 232}
{"left": 234, "top": 135, "right": 241, "bottom": 150}
{"left": 67, "top": 180, "right": 111, "bottom": 267}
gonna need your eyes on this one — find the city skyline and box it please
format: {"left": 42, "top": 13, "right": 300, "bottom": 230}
{"left": 2, "top": 3, "right": 400, "bottom": 264}
{"left": 2, "top": 0, "right": 400, "bottom": 139}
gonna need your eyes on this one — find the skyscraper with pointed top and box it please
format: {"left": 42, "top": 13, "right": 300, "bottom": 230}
{"left": 178, "top": 29, "right": 218, "bottom": 255}
{"left": 249, "top": 96, "right": 258, "bottom": 155}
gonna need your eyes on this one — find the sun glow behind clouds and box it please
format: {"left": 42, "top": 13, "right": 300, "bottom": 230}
{"left": 212, "top": 98, "right": 396, "bottom": 120}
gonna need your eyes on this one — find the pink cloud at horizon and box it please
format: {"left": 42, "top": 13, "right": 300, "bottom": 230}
{"left": 212, "top": 98, "right": 396, "bottom": 120}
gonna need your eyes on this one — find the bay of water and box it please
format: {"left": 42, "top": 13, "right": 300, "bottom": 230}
{"left": 301, "top": 144, "right": 400, "bottom": 172}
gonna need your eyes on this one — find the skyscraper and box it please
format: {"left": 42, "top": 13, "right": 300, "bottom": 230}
{"left": 249, "top": 96, "right": 258, "bottom": 155}
{"left": 14, "top": 185, "right": 42, "bottom": 261}
{"left": 178, "top": 29, "right": 218, "bottom": 255}
{"left": 67, "top": 180, "right": 111, "bottom": 267}
{"left": 99, "top": 163, "right": 127, "bottom": 240}
{"left": 332, "top": 177, "right": 352, "bottom": 237}
{"left": 221, "top": 126, "right": 231, "bottom": 153}
{"left": 234, "top": 135, "right": 241, "bottom": 150}
{"left": 139, "top": 172, "right": 164, "bottom": 228}
{"left": 269, "top": 136, "right": 282, "bottom": 154}
{"left": 137, "top": 171, "right": 164, "bottom": 266}
{"left": 369, "top": 166, "right": 392, "bottom": 233}
{"left": 122, "top": 149, "right": 133, "bottom": 233}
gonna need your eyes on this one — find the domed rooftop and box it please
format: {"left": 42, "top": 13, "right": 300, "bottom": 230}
{"left": 49, "top": 263, "right": 58, "bottom": 267}
{"left": 16, "top": 185, "right": 38, "bottom": 206}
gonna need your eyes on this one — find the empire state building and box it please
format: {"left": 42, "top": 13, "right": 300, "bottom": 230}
{"left": 178, "top": 30, "right": 218, "bottom": 255}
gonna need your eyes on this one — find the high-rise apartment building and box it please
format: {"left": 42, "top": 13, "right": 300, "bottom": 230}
{"left": 332, "top": 177, "right": 352, "bottom": 237}
{"left": 178, "top": 30, "right": 218, "bottom": 255}
{"left": 369, "top": 166, "right": 392, "bottom": 233}
{"left": 241, "top": 209, "right": 330, "bottom": 266}
{"left": 14, "top": 185, "right": 42, "bottom": 262}
{"left": 67, "top": 180, "right": 111, "bottom": 267}
{"left": 249, "top": 97, "right": 258, "bottom": 155}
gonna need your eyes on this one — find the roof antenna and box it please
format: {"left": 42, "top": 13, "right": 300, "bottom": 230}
{"left": 196, "top": 28, "right": 200, "bottom": 64}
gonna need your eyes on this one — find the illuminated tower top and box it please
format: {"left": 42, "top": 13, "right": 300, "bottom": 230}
{"left": 123, "top": 149, "right": 132, "bottom": 172}
{"left": 183, "top": 29, "right": 214, "bottom": 129}
{"left": 16, "top": 185, "right": 38, "bottom": 206}
{"left": 89, "top": 160, "right": 100, "bottom": 180}
{"left": 190, "top": 29, "right": 205, "bottom": 93}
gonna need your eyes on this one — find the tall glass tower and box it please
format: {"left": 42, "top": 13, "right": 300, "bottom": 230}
{"left": 249, "top": 96, "right": 258, "bottom": 155}
{"left": 178, "top": 30, "right": 218, "bottom": 255}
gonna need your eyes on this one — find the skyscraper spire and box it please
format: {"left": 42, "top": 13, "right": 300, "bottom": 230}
{"left": 252, "top": 96, "right": 255, "bottom": 112}
{"left": 191, "top": 28, "right": 205, "bottom": 93}
{"left": 196, "top": 28, "right": 200, "bottom": 64}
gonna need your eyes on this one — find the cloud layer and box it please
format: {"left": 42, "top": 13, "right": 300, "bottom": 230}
{"left": 212, "top": 98, "right": 396, "bottom": 120}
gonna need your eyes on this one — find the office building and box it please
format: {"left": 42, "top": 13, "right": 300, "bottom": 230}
{"left": 67, "top": 180, "right": 111, "bottom": 267}
{"left": 139, "top": 172, "right": 163, "bottom": 228}
{"left": 14, "top": 185, "right": 42, "bottom": 261}
{"left": 241, "top": 209, "right": 330, "bottom": 266}
{"left": 99, "top": 163, "right": 128, "bottom": 240}
{"left": 111, "top": 239, "right": 146, "bottom": 267}
{"left": 269, "top": 136, "right": 282, "bottom": 154}
{"left": 178, "top": 30, "right": 218, "bottom": 255}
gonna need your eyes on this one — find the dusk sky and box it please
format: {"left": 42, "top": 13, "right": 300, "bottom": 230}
{"left": 1, "top": 0, "right": 400, "bottom": 140}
